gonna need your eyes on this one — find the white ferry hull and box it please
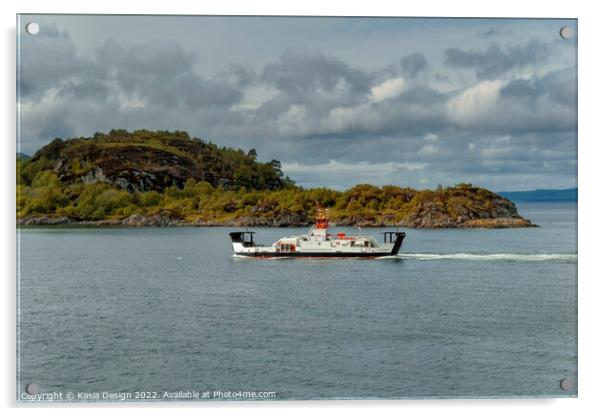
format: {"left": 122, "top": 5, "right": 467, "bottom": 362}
{"left": 229, "top": 230, "right": 406, "bottom": 259}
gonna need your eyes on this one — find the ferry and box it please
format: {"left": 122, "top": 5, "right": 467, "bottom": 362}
{"left": 229, "top": 206, "right": 406, "bottom": 259}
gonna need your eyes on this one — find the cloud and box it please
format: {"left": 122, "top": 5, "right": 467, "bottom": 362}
{"left": 443, "top": 67, "right": 576, "bottom": 136}
{"left": 232, "top": 84, "right": 279, "bottom": 111}
{"left": 500, "top": 78, "right": 537, "bottom": 97}
{"left": 477, "top": 27, "right": 512, "bottom": 39}
{"left": 446, "top": 80, "right": 504, "bottom": 126}
{"left": 261, "top": 47, "right": 371, "bottom": 100}
{"left": 418, "top": 143, "right": 439, "bottom": 155}
{"left": 276, "top": 104, "right": 310, "bottom": 136}
{"left": 370, "top": 77, "right": 405, "bottom": 102}
{"left": 20, "top": 90, "right": 77, "bottom": 142}
{"left": 444, "top": 40, "right": 551, "bottom": 79}
{"left": 424, "top": 133, "right": 438, "bottom": 142}
{"left": 282, "top": 159, "right": 428, "bottom": 189}
{"left": 96, "top": 39, "right": 242, "bottom": 110}
{"left": 501, "top": 68, "right": 576, "bottom": 107}
{"left": 400, "top": 53, "right": 427, "bottom": 77}
{"left": 533, "top": 68, "right": 577, "bottom": 107}
{"left": 18, "top": 23, "right": 106, "bottom": 101}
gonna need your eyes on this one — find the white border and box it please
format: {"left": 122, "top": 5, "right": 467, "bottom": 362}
{"left": 3, "top": 1, "right": 601, "bottom": 415}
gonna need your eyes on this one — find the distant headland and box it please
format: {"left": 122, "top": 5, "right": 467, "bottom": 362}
{"left": 17, "top": 130, "right": 535, "bottom": 228}
{"left": 498, "top": 188, "right": 577, "bottom": 203}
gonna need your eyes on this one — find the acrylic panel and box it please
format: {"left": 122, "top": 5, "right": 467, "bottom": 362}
{"left": 16, "top": 15, "right": 577, "bottom": 402}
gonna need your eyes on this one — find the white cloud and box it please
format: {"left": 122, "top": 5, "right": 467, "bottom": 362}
{"left": 492, "top": 135, "right": 511, "bottom": 145}
{"left": 418, "top": 144, "right": 439, "bottom": 155}
{"left": 424, "top": 132, "right": 438, "bottom": 142}
{"left": 232, "top": 84, "right": 279, "bottom": 111}
{"left": 480, "top": 135, "right": 513, "bottom": 158}
{"left": 282, "top": 159, "right": 429, "bottom": 189}
{"left": 320, "top": 103, "right": 374, "bottom": 134}
{"left": 283, "top": 159, "right": 427, "bottom": 175}
{"left": 370, "top": 77, "right": 405, "bottom": 103}
{"left": 446, "top": 79, "right": 503, "bottom": 126}
{"left": 118, "top": 92, "right": 146, "bottom": 110}
{"left": 276, "top": 104, "right": 309, "bottom": 136}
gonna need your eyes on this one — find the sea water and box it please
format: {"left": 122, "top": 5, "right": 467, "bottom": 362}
{"left": 17, "top": 202, "right": 577, "bottom": 400}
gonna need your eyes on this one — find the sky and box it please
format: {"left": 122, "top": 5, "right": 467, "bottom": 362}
{"left": 17, "top": 15, "right": 577, "bottom": 191}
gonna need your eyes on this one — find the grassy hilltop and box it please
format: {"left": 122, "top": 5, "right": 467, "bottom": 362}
{"left": 17, "top": 130, "right": 533, "bottom": 228}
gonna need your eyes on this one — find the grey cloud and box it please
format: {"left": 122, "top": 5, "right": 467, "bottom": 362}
{"left": 245, "top": 48, "right": 378, "bottom": 125}
{"left": 221, "top": 64, "right": 258, "bottom": 87}
{"left": 249, "top": 50, "right": 443, "bottom": 140}
{"left": 368, "top": 52, "right": 427, "bottom": 84}
{"left": 500, "top": 68, "right": 576, "bottom": 109}
{"left": 37, "top": 114, "right": 75, "bottom": 141}
{"left": 96, "top": 39, "right": 242, "bottom": 109}
{"left": 477, "top": 27, "right": 512, "bottom": 39}
{"left": 397, "top": 86, "right": 443, "bottom": 106}
{"left": 58, "top": 78, "right": 110, "bottom": 102}
{"left": 400, "top": 53, "right": 427, "bottom": 77}
{"left": 444, "top": 40, "right": 551, "bottom": 78}
{"left": 272, "top": 130, "right": 576, "bottom": 191}
{"left": 261, "top": 47, "right": 371, "bottom": 97}
{"left": 535, "top": 68, "right": 576, "bottom": 107}
{"left": 500, "top": 78, "right": 537, "bottom": 97}
{"left": 96, "top": 38, "right": 195, "bottom": 90}
{"left": 19, "top": 23, "right": 106, "bottom": 100}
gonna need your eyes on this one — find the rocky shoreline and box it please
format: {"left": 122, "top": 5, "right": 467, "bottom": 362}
{"left": 17, "top": 213, "right": 536, "bottom": 229}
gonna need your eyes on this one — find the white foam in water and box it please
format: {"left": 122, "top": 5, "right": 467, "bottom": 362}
{"left": 231, "top": 254, "right": 291, "bottom": 260}
{"left": 233, "top": 253, "right": 577, "bottom": 262}
{"left": 396, "top": 253, "right": 577, "bottom": 262}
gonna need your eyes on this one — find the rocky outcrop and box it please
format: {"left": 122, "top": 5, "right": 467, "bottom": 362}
{"left": 221, "top": 209, "right": 310, "bottom": 227}
{"left": 18, "top": 215, "right": 73, "bottom": 226}
{"left": 402, "top": 200, "right": 456, "bottom": 228}
{"left": 462, "top": 218, "right": 535, "bottom": 228}
{"left": 391, "top": 197, "right": 535, "bottom": 228}
{"left": 121, "top": 214, "right": 182, "bottom": 227}
{"left": 81, "top": 167, "right": 110, "bottom": 185}
{"left": 274, "top": 209, "right": 310, "bottom": 227}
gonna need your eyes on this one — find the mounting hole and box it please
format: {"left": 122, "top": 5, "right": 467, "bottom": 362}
{"left": 559, "top": 378, "right": 574, "bottom": 391}
{"left": 25, "top": 383, "right": 39, "bottom": 394}
{"left": 559, "top": 26, "right": 573, "bottom": 39}
{"left": 25, "top": 22, "right": 39, "bottom": 35}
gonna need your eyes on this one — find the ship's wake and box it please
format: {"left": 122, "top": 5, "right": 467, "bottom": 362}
{"left": 233, "top": 253, "right": 576, "bottom": 262}
{"left": 232, "top": 254, "right": 291, "bottom": 260}
{"left": 393, "top": 253, "right": 577, "bottom": 263}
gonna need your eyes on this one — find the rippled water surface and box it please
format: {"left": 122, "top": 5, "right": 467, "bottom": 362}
{"left": 17, "top": 202, "right": 577, "bottom": 400}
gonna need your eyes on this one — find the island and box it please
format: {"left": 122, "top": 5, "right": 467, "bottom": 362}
{"left": 17, "top": 130, "right": 535, "bottom": 228}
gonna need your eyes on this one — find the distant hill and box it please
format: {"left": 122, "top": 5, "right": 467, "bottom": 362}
{"left": 498, "top": 188, "right": 577, "bottom": 202}
{"left": 16, "top": 152, "right": 31, "bottom": 160}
